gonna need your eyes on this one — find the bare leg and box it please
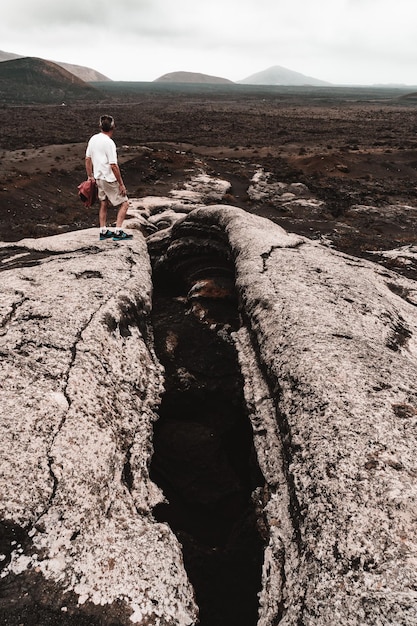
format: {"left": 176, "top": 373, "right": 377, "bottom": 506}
{"left": 115, "top": 200, "right": 129, "bottom": 228}
{"left": 99, "top": 200, "right": 109, "bottom": 228}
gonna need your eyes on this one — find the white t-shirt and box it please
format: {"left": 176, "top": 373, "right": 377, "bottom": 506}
{"left": 86, "top": 132, "right": 118, "bottom": 182}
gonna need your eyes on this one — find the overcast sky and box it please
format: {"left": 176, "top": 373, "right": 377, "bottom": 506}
{"left": 1, "top": 0, "right": 417, "bottom": 85}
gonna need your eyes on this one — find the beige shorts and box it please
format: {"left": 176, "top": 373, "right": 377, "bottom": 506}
{"left": 96, "top": 179, "right": 128, "bottom": 207}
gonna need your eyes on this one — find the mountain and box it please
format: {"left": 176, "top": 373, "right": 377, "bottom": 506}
{"left": 0, "top": 49, "right": 111, "bottom": 82}
{"left": 0, "top": 57, "right": 99, "bottom": 103}
{"left": 0, "top": 50, "right": 22, "bottom": 62}
{"left": 239, "top": 65, "right": 331, "bottom": 86}
{"left": 400, "top": 91, "right": 417, "bottom": 100}
{"left": 154, "top": 71, "right": 234, "bottom": 85}
{"left": 52, "top": 61, "right": 110, "bottom": 82}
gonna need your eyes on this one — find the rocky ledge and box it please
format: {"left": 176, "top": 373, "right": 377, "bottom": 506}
{"left": 0, "top": 230, "right": 196, "bottom": 625}
{"left": 1, "top": 205, "right": 417, "bottom": 625}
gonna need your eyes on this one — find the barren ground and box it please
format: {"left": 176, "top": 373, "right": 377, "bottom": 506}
{"left": 1, "top": 86, "right": 417, "bottom": 267}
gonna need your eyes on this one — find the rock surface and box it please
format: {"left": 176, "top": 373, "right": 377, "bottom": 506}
{"left": 180, "top": 206, "right": 417, "bottom": 625}
{"left": 0, "top": 230, "right": 197, "bottom": 625}
{"left": 144, "top": 204, "right": 417, "bottom": 624}
{"left": 1, "top": 202, "right": 417, "bottom": 624}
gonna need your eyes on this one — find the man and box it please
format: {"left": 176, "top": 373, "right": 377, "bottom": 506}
{"left": 85, "top": 115, "right": 132, "bottom": 241}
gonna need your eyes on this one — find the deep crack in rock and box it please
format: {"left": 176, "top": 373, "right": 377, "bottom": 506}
{"left": 148, "top": 226, "right": 266, "bottom": 626}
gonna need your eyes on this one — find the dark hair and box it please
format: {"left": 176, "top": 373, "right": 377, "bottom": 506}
{"left": 99, "top": 115, "right": 115, "bottom": 132}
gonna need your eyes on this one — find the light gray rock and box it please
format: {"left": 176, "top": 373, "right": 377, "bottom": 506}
{"left": 0, "top": 230, "right": 197, "bottom": 625}
{"left": 370, "top": 245, "right": 417, "bottom": 274}
{"left": 129, "top": 170, "right": 230, "bottom": 220}
{"left": 347, "top": 203, "right": 417, "bottom": 220}
{"left": 247, "top": 168, "right": 327, "bottom": 217}
{"left": 185, "top": 206, "right": 417, "bottom": 625}
{"left": 2, "top": 203, "right": 417, "bottom": 625}
{"left": 170, "top": 171, "right": 231, "bottom": 202}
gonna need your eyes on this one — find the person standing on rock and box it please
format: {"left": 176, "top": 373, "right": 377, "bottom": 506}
{"left": 85, "top": 115, "right": 133, "bottom": 241}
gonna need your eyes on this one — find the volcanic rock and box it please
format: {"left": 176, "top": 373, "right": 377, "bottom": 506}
{"left": 1, "top": 204, "right": 417, "bottom": 625}
{"left": 0, "top": 230, "right": 197, "bottom": 625}
{"left": 148, "top": 206, "right": 417, "bottom": 624}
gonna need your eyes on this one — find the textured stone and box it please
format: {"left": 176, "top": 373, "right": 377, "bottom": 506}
{"left": 183, "top": 206, "right": 417, "bottom": 625}
{"left": 247, "top": 168, "right": 327, "bottom": 217}
{"left": 2, "top": 198, "right": 417, "bottom": 624}
{"left": 0, "top": 230, "right": 197, "bottom": 625}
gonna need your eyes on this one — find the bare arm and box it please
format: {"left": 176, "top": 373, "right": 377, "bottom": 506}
{"left": 111, "top": 163, "right": 127, "bottom": 194}
{"left": 85, "top": 156, "right": 94, "bottom": 180}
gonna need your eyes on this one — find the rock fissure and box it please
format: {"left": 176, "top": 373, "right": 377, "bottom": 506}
{"left": 386, "top": 317, "right": 412, "bottom": 351}
{"left": 2, "top": 198, "right": 417, "bottom": 624}
{"left": 231, "top": 326, "right": 296, "bottom": 626}
{"left": 0, "top": 247, "right": 55, "bottom": 272}
{"left": 0, "top": 291, "right": 28, "bottom": 332}
{"left": 237, "top": 320, "right": 304, "bottom": 549}
{"left": 31, "top": 306, "right": 101, "bottom": 528}
{"left": 0, "top": 245, "right": 107, "bottom": 273}
{"left": 121, "top": 448, "right": 134, "bottom": 492}
{"left": 260, "top": 241, "right": 305, "bottom": 272}
{"left": 148, "top": 230, "right": 266, "bottom": 626}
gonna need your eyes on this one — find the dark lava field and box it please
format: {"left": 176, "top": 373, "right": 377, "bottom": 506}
{"left": 1, "top": 83, "right": 417, "bottom": 266}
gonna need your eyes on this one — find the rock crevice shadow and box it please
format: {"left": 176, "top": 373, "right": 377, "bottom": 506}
{"left": 148, "top": 226, "right": 266, "bottom": 626}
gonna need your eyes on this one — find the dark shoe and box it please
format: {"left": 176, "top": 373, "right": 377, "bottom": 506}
{"left": 99, "top": 229, "right": 114, "bottom": 240}
{"left": 112, "top": 230, "right": 133, "bottom": 241}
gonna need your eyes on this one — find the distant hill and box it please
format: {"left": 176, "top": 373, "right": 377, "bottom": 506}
{"left": 154, "top": 71, "right": 234, "bottom": 85}
{"left": 0, "top": 50, "right": 21, "bottom": 62}
{"left": 239, "top": 65, "right": 331, "bottom": 86}
{"left": 52, "top": 62, "right": 111, "bottom": 82}
{"left": 0, "top": 57, "right": 100, "bottom": 103}
{"left": 399, "top": 91, "right": 417, "bottom": 100}
{"left": 0, "top": 49, "right": 111, "bottom": 82}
